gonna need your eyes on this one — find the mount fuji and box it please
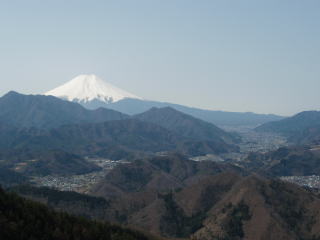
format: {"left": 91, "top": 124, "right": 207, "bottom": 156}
{"left": 45, "top": 74, "right": 142, "bottom": 108}
{"left": 45, "top": 74, "right": 284, "bottom": 126}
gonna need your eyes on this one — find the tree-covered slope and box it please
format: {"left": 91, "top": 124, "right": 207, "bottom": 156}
{"left": 0, "top": 187, "right": 158, "bottom": 240}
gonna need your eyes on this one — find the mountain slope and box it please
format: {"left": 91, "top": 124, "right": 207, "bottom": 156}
{"left": 134, "top": 107, "right": 238, "bottom": 144}
{"left": 0, "top": 149, "right": 101, "bottom": 176}
{"left": 45, "top": 74, "right": 142, "bottom": 104}
{"left": 0, "top": 119, "right": 237, "bottom": 159}
{"left": 0, "top": 168, "right": 28, "bottom": 187}
{"left": 90, "top": 154, "right": 244, "bottom": 199}
{"left": 89, "top": 155, "right": 320, "bottom": 239}
{"left": 8, "top": 154, "right": 245, "bottom": 238}
{"left": 88, "top": 154, "right": 245, "bottom": 237}
{"left": 0, "top": 91, "right": 128, "bottom": 129}
{"left": 256, "top": 111, "right": 320, "bottom": 144}
{"left": 10, "top": 153, "right": 320, "bottom": 240}
{"left": 192, "top": 176, "right": 320, "bottom": 240}
{"left": 0, "top": 187, "right": 158, "bottom": 240}
{"left": 13, "top": 175, "right": 320, "bottom": 240}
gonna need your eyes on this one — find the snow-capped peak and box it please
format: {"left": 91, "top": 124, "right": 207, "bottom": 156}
{"left": 45, "top": 74, "right": 142, "bottom": 103}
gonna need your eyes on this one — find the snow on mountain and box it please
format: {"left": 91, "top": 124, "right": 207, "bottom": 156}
{"left": 45, "top": 74, "right": 142, "bottom": 104}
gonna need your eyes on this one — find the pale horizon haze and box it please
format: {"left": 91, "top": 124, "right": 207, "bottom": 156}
{"left": 0, "top": 0, "right": 319, "bottom": 116}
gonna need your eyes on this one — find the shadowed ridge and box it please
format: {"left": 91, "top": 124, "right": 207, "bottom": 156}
{"left": 0, "top": 91, "right": 129, "bottom": 129}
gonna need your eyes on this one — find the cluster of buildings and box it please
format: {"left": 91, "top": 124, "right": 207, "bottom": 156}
{"left": 238, "top": 129, "right": 288, "bottom": 154}
{"left": 280, "top": 175, "right": 320, "bottom": 190}
{"left": 31, "top": 159, "right": 129, "bottom": 193}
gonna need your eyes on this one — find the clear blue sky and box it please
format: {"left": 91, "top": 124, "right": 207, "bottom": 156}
{"left": 0, "top": 0, "right": 319, "bottom": 116}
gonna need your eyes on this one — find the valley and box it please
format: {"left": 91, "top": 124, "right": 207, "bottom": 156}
{"left": 192, "top": 127, "right": 289, "bottom": 164}
{"left": 222, "top": 125, "right": 288, "bottom": 154}
{"left": 27, "top": 128, "right": 289, "bottom": 194}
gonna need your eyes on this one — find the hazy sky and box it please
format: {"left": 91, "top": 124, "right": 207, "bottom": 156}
{"left": 0, "top": 0, "right": 319, "bottom": 116}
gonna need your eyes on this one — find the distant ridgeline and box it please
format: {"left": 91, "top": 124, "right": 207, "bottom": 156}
{"left": 44, "top": 74, "right": 284, "bottom": 126}
{"left": 256, "top": 111, "right": 320, "bottom": 144}
{"left": 0, "top": 92, "right": 240, "bottom": 170}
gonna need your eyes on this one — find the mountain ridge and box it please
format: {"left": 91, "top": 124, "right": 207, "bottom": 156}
{"left": 0, "top": 91, "right": 128, "bottom": 129}
{"left": 133, "top": 107, "right": 239, "bottom": 144}
{"left": 106, "top": 98, "right": 285, "bottom": 126}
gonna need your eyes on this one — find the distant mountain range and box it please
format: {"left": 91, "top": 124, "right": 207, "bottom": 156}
{"left": 106, "top": 98, "right": 285, "bottom": 126}
{"left": 256, "top": 111, "right": 320, "bottom": 144}
{"left": 44, "top": 74, "right": 284, "bottom": 126}
{"left": 0, "top": 92, "right": 239, "bottom": 164}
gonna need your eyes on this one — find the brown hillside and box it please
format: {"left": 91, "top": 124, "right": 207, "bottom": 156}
{"left": 192, "top": 175, "right": 320, "bottom": 240}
